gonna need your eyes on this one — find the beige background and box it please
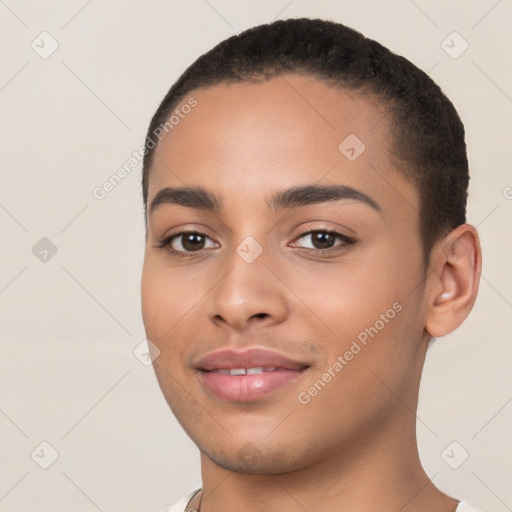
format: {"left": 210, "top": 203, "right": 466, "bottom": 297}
{"left": 0, "top": 1, "right": 511, "bottom": 511}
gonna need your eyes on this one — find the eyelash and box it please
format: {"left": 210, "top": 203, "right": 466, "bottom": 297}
{"left": 156, "top": 229, "right": 356, "bottom": 258}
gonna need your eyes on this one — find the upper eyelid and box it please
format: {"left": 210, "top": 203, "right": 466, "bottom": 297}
{"left": 294, "top": 227, "right": 353, "bottom": 239}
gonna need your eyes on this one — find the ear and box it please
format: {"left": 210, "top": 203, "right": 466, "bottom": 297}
{"left": 425, "top": 224, "right": 482, "bottom": 338}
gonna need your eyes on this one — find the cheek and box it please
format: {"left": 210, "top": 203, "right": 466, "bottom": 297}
{"left": 141, "top": 256, "right": 197, "bottom": 336}
{"left": 286, "top": 250, "right": 425, "bottom": 383}
{"left": 293, "top": 298, "right": 423, "bottom": 440}
{"left": 141, "top": 260, "right": 193, "bottom": 410}
{"left": 284, "top": 256, "right": 405, "bottom": 339}
{"left": 141, "top": 255, "right": 211, "bottom": 376}
{"left": 141, "top": 257, "right": 184, "bottom": 370}
{"left": 141, "top": 259, "right": 164, "bottom": 336}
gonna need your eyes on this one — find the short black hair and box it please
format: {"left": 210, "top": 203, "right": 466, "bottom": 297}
{"left": 142, "top": 18, "right": 469, "bottom": 263}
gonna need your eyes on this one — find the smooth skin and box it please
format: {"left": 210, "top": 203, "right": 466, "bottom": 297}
{"left": 141, "top": 74, "right": 481, "bottom": 512}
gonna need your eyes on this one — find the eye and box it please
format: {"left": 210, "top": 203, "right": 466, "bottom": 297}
{"left": 156, "top": 228, "right": 355, "bottom": 258}
{"left": 290, "top": 229, "right": 355, "bottom": 253}
{"left": 157, "top": 231, "right": 218, "bottom": 255}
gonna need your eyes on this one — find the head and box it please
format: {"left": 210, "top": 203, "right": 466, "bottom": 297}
{"left": 140, "top": 18, "right": 480, "bottom": 474}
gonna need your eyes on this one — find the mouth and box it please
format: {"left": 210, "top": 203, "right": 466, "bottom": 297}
{"left": 194, "top": 348, "right": 310, "bottom": 402}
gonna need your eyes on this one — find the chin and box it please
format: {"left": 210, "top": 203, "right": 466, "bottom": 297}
{"left": 198, "top": 437, "right": 312, "bottom": 475}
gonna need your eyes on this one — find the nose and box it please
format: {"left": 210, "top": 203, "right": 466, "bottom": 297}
{"left": 205, "top": 245, "right": 289, "bottom": 332}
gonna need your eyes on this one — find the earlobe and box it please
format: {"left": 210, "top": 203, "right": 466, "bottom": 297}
{"left": 425, "top": 224, "right": 482, "bottom": 338}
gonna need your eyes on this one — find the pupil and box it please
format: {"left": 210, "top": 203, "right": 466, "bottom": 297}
{"left": 183, "top": 234, "right": 204, "bottom": 251}
{"left": 313, "top": 232, "right": 334, "bottom": 249}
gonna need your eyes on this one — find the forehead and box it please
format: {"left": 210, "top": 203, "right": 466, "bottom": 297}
{"left": 148, "top": 74, "right": 418, "bottom": 218}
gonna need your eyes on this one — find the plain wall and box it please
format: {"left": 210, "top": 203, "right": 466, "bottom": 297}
{"left": 0, "top": 1, "right": 511, "bottom": 511}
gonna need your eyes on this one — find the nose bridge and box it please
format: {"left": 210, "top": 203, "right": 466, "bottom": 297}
{"left": 206, "top": 235, "right": 287, "bottom": 330}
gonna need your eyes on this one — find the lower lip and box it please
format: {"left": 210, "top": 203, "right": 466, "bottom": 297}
{"left": 198, "top": 369, "right": 306, "bottom": 402}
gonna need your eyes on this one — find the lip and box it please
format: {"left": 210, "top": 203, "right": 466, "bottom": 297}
{"left": 194, "top": 348, "right": 310, "bottom": 402}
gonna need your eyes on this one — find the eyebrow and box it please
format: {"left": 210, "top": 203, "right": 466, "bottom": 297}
{"left": 148, "top": 184, "right": 382, "bottom": 215}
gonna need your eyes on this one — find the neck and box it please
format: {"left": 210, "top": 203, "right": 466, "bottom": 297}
{"left": 195, "top": 407, "right": 457, "bottom": 512}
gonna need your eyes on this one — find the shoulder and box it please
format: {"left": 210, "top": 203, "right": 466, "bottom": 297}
{"left": 160, "top": 488, "right": 202, "bottom": 512}
{"left": 456, "top": 501, "right": 485, "bottom": 512}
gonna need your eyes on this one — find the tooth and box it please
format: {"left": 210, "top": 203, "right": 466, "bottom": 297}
{"left": 214, "top": 367, "right": 278, "bottom": 375}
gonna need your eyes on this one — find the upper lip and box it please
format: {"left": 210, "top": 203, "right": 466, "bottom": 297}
{"left": 194, "top": 347, "right": 310, "bottom": 371}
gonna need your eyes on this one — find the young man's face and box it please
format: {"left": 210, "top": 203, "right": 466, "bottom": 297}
{"left": 141, "top": 74, "right": 431, "bottom": 474}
